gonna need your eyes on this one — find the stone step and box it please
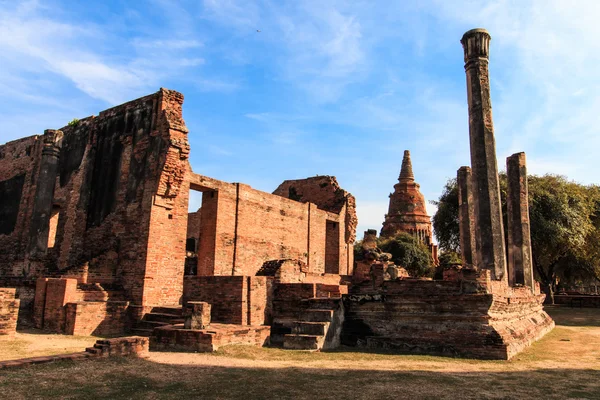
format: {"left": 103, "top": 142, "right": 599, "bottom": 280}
{"left": 136, "top": 320, "right": 169, "bottom": 330}
{"left": 269, "top": 333, "right": 286, "bottom": 347}
{"left": 298, "top": 309, "right": 333, "bottom": 323}
{"left": 291, "top": 321, "right": 327, "bottom": 336}
{"left": 283, "top": 334, "right": 322, "bottom": 350}
{"left": 130, "top": 328, "right": 154, "bottom": 337}
{"left": 302, "top": 297, "right": 340, "bottom": 310}
{"left": 150, "top": 306, "right": 183, "bottom": 316}
{"left": 85, "top": 347, "right": 102, "bottom": 355}
{"left": 144, "top": 312, "right": 185, "bottom": 324}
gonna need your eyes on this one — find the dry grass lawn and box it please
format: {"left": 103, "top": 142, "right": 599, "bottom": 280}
{"left": 1, "top": 306, "right": 599, "bottom": 399}
{"left": 0, "top": 330, "right": 102, "bottom": 361}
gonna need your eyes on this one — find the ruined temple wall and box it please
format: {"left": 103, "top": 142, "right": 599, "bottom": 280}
{"left": 343, "top": 280, "right": 553, "bottom": 359}
{"left": 183, "top": 276, "right": 273, "bottom": 325}
{"left": 0, "top": 288, "right": 20, "bottom": 335}
{"left": 235, "top": 184, "right": 312, "bottom": 276}
{"left": 64, "top": 301, "right": 130, "bottom": 336}
{"left": 0, "top": 136, "right": 44, "bottom": 275}
{"left": 308, "top": 205, "right": 326, "bottom": 275}
{"left": 190, "top": 173, "right": 351, "bottom": 278}
{"left": 0, "top": 89, "right": 190, "bottom": 309}
{"left": 187, "top": 210, "right": 202, "bottom": 239}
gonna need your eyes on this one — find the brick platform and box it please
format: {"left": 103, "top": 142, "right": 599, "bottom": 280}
{"left": 342, "top": 279, "right": 554, "bottom": 360}
{"left": 150, "top": 323, "right": 270, "bottom": 352}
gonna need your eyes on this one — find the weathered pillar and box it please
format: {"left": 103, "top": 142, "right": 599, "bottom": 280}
{"left": 457, "top": 166, "right": 476, "bottom": 266}
{"left": 28, "top": 129, "right": 63, "bottom": 258}
{"left": 461, "top": 29, "right": 507, "bottom": 280}
{"left": 506, "top": 152, "right": 534, "bottom": 290}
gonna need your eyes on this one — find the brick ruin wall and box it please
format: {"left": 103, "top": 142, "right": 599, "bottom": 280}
{"left": 183, "top": 276, "right": 273, "bottom": 325}
{"left": 33, "top": 278, "right": 130, "bottom": 335}
{"left": 0, "top": 288, "right": 20, "bottom": 335}
{"left": 0, "top": 88, "right": 190, "bottom": 310}
{"left": 188, "top": 174, "right": 355, "bottom": 278}
{"left": 342, "top": 278, "right": 554, "bottom": 360}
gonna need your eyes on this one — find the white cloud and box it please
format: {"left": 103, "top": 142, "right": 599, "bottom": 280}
{"left": 0, "top": 0, "right": 235, "bottom": 108}
{"left": 430, "top": 0, "right": 600, "bottom": 184}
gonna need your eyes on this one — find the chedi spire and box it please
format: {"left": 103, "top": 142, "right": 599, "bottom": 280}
{"left": 399, "top": 150, "right": 415, "bottom": 182}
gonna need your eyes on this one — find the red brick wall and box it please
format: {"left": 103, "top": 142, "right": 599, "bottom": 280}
{"left": 186, "top": 210, "right": 202, "bottom": 239}
{"left": 234, "top": 184, "right": 310, "bottom": 276}
{"left": 190, "top": 173, "right": 355, "bottom": 279}
{"left": 325, "top": 220, "right": 340, "bottom": 273}
{"left": 64, "top": 301, "right": 129, "bottom": 336}
{"left": 308, "top": 204, "right": 326, "bottom": 274}
{"left": 0, "top": 136, "right": 44, "bottom": 277}
{"left": 0, "top": 288, "right": 20, "bottom": 335}
{"left": 183, "top": 276, "right": 272, "bottom": 325}
{"left": 183, "top": 276, "right": 246, "bottom": 324}
{"left": 40, "top": 278, "right": 78, "bottom": 333}
{"left": 197, "top": 191, "right": 219, "bottom": 275}
{"left": 1, "top": 89, "right": 190, "bottom": 313}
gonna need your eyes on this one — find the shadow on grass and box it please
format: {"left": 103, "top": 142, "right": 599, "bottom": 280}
{"left": 545, "top": 305, "right": 600, "bottom": 327}
{"left": 1, "top": 357, "right": 599, "bottom": 400}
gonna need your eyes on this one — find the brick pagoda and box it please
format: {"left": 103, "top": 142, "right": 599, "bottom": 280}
{"left": 381, "top": 150, "right": 438, "bottom": 263}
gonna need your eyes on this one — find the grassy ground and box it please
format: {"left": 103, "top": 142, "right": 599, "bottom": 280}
{"left": 0, "top": 306, "right": 599, "bottom": 399}
{"left": 0, "top": 330, "right": 102, "bottom": 361}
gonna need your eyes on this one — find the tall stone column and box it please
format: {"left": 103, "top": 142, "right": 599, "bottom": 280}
{"left": 506, "top": 152, "right": 534, "bottom": 290}
{"left": 461, "top": 29, "right": 507, "bottom": 280}
{"left": 457, "top": 166, "right": 476, "bottom": 266}
{"left": 28, "top": 129, "right": 63, "bottom": 258}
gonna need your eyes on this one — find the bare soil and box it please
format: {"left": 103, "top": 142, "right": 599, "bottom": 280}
{"left": 0, "top": 306, "right": 599, "bottom": 400}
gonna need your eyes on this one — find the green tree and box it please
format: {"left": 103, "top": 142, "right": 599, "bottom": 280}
{"left": 528, "top": 175, "right": 596, "bottom": 302}
{"left": 378, "top": 232, "right": 434, "bottom": 278}
{"left": 431, "top": 178, "right": 460, "bottom": 253}
{"left": 353, "top": 240, "right": 365, "bottom": 262}
{"left": 431, "top": 174, "right": 599, "bottom": 303}
{"left": 438, "top": 250, "right": 462, "bottom": 268}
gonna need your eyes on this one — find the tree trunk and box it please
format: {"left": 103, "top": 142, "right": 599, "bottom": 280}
{"left": 542, "top": 282, "right": 555, "bottom": 304}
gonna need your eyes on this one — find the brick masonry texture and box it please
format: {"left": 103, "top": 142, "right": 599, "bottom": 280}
{"left": 150, "top": 323, "right": 271, "bottom": 352}
{"left": 182, "top": 276, "right": 273, "bottom": 325}
{"left": 0, "top": 89, "right": 190, "bottom": 310}
{"left": 343, "top": 279, "right": 554, "bottom": 360}
{"left": 189, "top": 174, "right": 355, "bottom": 278}
{"left": 0, "top": 288, "right": 20, "bottom": 335}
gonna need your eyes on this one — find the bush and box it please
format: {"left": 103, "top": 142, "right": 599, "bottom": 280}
{"left": 378, "top": 232, "right": 434, "bottom": 278}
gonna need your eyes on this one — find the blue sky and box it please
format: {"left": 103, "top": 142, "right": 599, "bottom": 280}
{"left": 1, "top": 0, "right": 599, "bottom": 239}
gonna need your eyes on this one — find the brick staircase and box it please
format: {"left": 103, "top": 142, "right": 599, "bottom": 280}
{"left": 271, "top": 297, "right": 344, "bottom": 350}
{"left": 131, "top": 306, "right": 184, "bottom": 337}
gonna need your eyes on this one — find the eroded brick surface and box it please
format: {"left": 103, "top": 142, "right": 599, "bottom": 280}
{"left": 0, "top": 288, "right": 19, "bottom": 335}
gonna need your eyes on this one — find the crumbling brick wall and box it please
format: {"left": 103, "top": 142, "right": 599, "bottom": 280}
{"left": 0, "top": 88, "right": 190, "bottom": 310}
{"left": 189, "top": 174, "right": 356, "bottom": 278}
{"left": 0, "top": 288, "right": 20, "bottom": 335}
{"left": 273, "top": 175, "right": 357, "bottom": 275}
{"left": 64, "top": 301, "right": 130, "bottom": 336}
{"left": 183, "top": 276, "right": 273, "bottom": 325}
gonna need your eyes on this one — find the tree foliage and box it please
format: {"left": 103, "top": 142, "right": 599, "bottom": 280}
{"left": 432, "top": 174, "right": 600, "bottom": 302}
{"left": 438, "top": 250, "right": 462, "bottom": 268}
{"left": 378, "top": 232, "right": 434, "bottom": 278}
{"left": 431, "top": 178, "right": 460, "bottom": 253}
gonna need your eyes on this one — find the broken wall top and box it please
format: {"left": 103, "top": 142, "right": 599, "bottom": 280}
{"left": 273, "top": 175, "right": 357, "bottom": 243}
